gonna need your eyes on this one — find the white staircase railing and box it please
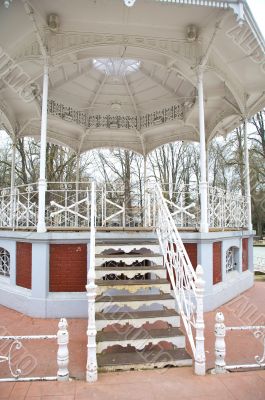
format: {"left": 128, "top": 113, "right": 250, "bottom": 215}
{"left": 86, "top": 181, "right": 98, "bottom": 383}
{"left": 155, "top": 183, "right": 206, "bottom": 375}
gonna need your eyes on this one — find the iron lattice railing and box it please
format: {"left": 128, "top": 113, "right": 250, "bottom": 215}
{"left": 0, "top": 181, "right": 248, "bottom": 230}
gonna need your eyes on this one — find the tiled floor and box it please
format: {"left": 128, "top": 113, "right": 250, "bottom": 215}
{"left": 0, "top": 282, "right": 264, "bottom": 399}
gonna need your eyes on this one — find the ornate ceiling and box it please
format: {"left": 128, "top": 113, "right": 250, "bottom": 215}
{"left": 0, "top": 0, "right": 264, "bottom": 155}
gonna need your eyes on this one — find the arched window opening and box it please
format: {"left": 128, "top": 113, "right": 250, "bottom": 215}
{"left": 0, "top": 247, "right": 10, "bottom": 277}
{"left": 226, "top": 247, "right": 239, "bottom": 273}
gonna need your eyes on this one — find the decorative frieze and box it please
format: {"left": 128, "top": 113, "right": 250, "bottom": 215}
{"left": 48, "top": 99, "right": 184, "bottom": 130}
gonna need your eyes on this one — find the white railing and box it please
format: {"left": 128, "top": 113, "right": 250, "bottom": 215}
{"left": 0, "top": 181, "right": 248, "bottom": 230}
{"left": 214, "top": 312, "right": 265, "bottom": 373}
{"left": 154, "top": 183, "right": 206, "bottom": 375}
{"left": 254, "top": 256, "right": 265, "bottom": 273}
{"left": 0, "top": 318, "right": 69, "bottom": 382}
{"left": 208, "top": 186, "right": 248, "bottom": 229}
{"left": 86, "top": 181, "right": 98, "bottom": 383}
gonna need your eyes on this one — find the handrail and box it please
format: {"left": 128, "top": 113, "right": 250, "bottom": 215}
{"left": 154, "top": 182, "right": 206, "bottom": 375}
{"left": 86, "top": 181, "right": 98, "bottom": 383}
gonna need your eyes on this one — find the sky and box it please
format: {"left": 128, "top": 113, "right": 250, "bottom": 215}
{"left": 247, "top": 0, "right": 265, "bottom": 38}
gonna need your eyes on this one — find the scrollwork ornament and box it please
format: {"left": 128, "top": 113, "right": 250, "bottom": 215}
{"left": 254, "top": 328, "right": 265, "bottom": 365}
{"left": 7, "top": 340, "right": 23, "bottom": 378}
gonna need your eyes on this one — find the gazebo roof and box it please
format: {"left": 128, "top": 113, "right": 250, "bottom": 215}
{"left": 0, "top": 0, "right": 265, "bottom": 155}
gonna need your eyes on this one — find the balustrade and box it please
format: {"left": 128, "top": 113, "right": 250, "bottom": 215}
{"left": 0, "top": 181, "right": 248, "bottom": 230}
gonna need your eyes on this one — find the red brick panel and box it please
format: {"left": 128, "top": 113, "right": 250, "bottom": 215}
{"left": 16, "top": 242, "right": 32, "bottom": 289}
{"left": 213, "top": 242, "right": 222, "bottom": 285}
{"left": 184, "top": 243, "right": 197, "bottom": 269}
{"left": 50, "top": 244, "right": 87, "bottom": 292}
{"left": 242, "top": 238, "right": 248, "bottom": 272}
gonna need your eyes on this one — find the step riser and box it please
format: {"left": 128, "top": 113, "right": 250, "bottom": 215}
{"left": 96, "top": 270, "right": 166, "bottom": 279}
{"left": 98, "top": 358, "right": 192, "bottom": 372}
{"left": 95, "top": 256, "right": 164, "bottom": 266}
{"left": 96, "top": 315, "right": 180, "bottom": 330}
{"left": 97, "top": 283, "right": 171, "bottom": 295}
{"left": 96, "top": 244, "right": 160, "bottom": 254}
{"left": 97, "top": 335, "right": 186, "bottom": 353}
{"left": 95, "top": 299, "right": 176, "bottom": 312}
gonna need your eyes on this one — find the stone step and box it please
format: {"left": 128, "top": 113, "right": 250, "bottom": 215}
{"left": 97, "top": 327, "right": 185, "bottom": 353}
{"left": 96, "top": 278, "right": 171, "bottom": 295}
{"left": 96, "top": 309, "right": 180, "bottom": 330}
{"left": 95, "top": 293, "right": 176, "bottom": 312}
{"left": 95, "top": 253, "right": 163, "bottom": 266}
{"left": 95, "top": 265, "right": 166, "bottom": 279}
{"left": 98, "top": 348, "right": 192, "bottom": 371}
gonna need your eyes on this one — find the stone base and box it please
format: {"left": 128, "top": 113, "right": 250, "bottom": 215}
{"left": 0, "top": 229, "right": 255, "bottom": 318}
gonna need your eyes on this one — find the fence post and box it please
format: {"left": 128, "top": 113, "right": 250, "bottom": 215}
{"left": 194, "top": 264, "right": 206, "bottom": 375}
{"left": 214, "top": 311, "right": 226, "bottom": 374}
{"left": 57, "top": 318, "right": 69, "bottom": 381}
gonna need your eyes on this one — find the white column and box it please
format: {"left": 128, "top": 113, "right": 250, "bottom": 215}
{"left": 143, "top": 155, "right": 147, "bottom": 226}
{"left": 10, "top": 139, "right": 16, "bottom": 227}
{"left": 243, "top": 118, "right": 253, "bottom": 231}
{"left": 197, "top": 69, "right": 209, "bottom": 233}
{"left": 75, "top": 152, "right": 80, "bottom": 227}
{"left": 10, "top": 140, "right": 16, "bottom": 194}
{"left": 37, "top": 64, "right": 49, "bottom": 233}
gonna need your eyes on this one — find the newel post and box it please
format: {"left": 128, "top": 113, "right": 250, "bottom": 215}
{"left": 86, "top": 181, "right": 98, "bottom": 382}
{"left": 214, "top": 312, "right": 226, "bottom": 374}
{"left": 57, "top": 318, "right": 69, "bottom": 381}
{"left": 194, "top": 264, "right": 206, "bottom": 375}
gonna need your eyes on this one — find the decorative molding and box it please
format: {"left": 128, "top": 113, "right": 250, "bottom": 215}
{"left": 47, "top": 99, "right": 184, "bottom": 131}
{"left": 13, "top": 31, "right": 199, "bottom": 66}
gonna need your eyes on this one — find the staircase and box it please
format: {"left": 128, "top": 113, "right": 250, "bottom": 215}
{"left": 94, "top": 234, "right": 192, "bottom": 372}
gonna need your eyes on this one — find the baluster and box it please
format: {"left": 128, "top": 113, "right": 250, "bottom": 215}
{"left": 214, "top": 311, "right": 226, "bottom": 374}
{"left": 57, "top": 318, "right": 69, "bottom": 381}
{"left": 194, "top": 264, "right": 206, "bottom": 376}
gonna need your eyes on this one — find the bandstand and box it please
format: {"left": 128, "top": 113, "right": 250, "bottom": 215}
{"left": 0, "top": 0, "right": 264, "bottom": 379}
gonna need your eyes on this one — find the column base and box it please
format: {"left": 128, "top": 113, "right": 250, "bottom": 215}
{"left": 37, "top": 223, "right": 47, "bottom": 233}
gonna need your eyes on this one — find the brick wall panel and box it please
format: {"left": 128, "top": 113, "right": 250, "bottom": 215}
{"left": 49, "top": 244, "right": 87, "bottom": 292}
{"left": 16, "top": 242, "right": 32, "bottom": 289}
{"left": 213, "top": 242, "right": 222, "bottom": 285}
{"left": 184, "top": 243, "right": 197, "bottom": 269}
{"left": 242, "top": 238, "right": 248, "bottom": 272}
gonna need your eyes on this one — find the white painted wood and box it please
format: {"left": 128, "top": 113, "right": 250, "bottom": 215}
{"left": 194, "top": 264, "right": 206, "bottom": 376}
{"left": 96, "top": 269, "right": 166, "bottom": 280}
{"left": 57, "top": 318, "right": 69, "bottom": 382}
{"left": 96, "top": 280, "right": 171, "bottom": 295}
{"left": 243, "top": 119, "right": 253, "bottom": 231}
{"left": 96, "top": 314, "right": 180, "bottom": 330}
{"left": 95, "top": 255, "right": 163, "bottom": 266}
{"left": 97, "top": 334, "right": 185, "bottom": 353}
{"left": 86, "top": 182, "right": 98, "bottom": 383}
{"left": 95, "top": 243, "right": 160, "bottom": 254}
{"left": 197, "top": 69, "right": 209, "bottom": 233}
{"left": 214, "top": 311, "right": 227, "bottom": 374}
{"left": 95, "top": 297, "right": 176, "bottom": 312}
{"left": 37, "top": 64, "right": 49, "bottom": 233}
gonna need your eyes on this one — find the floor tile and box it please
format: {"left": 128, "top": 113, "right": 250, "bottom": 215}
{"left": 0, "top": 382, "right": 15, "bottom": 399}
{"left": 219, "top": 373, "right": 265, "bottom": 400}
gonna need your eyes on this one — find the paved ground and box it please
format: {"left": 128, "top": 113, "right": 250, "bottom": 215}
{"left": 1, "top": 368, "right": 265, "bottom": 400}
{"left": 0, "top": 281, "right": 264, "bottom": 398}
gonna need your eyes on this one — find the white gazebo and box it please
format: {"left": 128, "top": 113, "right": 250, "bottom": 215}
{"left": 0, "top": 0, "right": 264, "bottom": 379}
